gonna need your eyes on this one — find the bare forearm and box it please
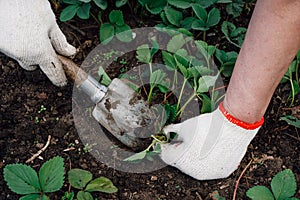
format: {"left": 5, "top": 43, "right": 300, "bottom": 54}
{"left": 224, "top": 0, "right": 300, "bottom": 123}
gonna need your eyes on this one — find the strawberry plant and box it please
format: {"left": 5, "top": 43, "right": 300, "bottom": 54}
{"left": 68, "top": 168, "right": 118, "bottom": 200}
{"left": 59, "top": 1, "right": 132, "bottom": 44}
{"left": 221, "top": 21, "right": 247, "bottom": 48}
{"left": 3, "top": 156, "right": 118, "bottom": 199}
{"left": 280, "top": 115, "right": 300, "bottom": 129}
{"left": 246, "top": 169, "right": 299, "bottom": 200}
{"left": 100, "top": 10, "right": 133, "bottom": 44}
{"left": 4, "top": 156, "right": 65, "bottom": 200}
{"left": 123, "top": 33, "right": 225, "bottom": 162}
{"left": 60, "top": 0, "right": 104, "bottom": 21}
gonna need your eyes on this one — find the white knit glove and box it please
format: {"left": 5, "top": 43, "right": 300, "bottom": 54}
{"left": 0, "top": 0, "right": 76, "bottom": 86}
{"left": 160, "top": 102, "right": 264, "bottom": 180}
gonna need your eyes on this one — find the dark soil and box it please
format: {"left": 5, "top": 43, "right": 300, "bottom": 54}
{"left": 1, "top": 2, "right": 299, "bottom": 200}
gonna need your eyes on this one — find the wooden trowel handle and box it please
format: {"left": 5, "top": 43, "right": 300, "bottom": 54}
{"left": 58, "top": 55, "right": 88, "bottom": 85}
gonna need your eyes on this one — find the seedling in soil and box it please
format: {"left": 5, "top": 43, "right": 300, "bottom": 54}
{"left": 191, "top": 5, "right": 221, "bottom": 40}
{"left": 3, "top": 156, "right": 118, "bottom": 200}
{"left": 3, "top": 156, "right": 65, "bottom": 200}
{"left": 280, "top": 50, "right": 300, "bottom": 106}
{"left": 38, "top": 105, "right": 46, "bottom": 113}
{"left": 225, "top": 0, "right": 244, "bottom": 18}
{"left": 119, "top": 58, "right": 127, "bottom": 65}
{"left": 68, "top": 168, "right": 117, "bottom": 200}
{"left": 60, "top": 0, "right": 96, "bottom": 21}
{"left": 280, "top": 115, "right": 300, "bottom": 129}
{"left": 246, "top": 169, "right": 299, "bottom": 200}
{"left": 100, "top": 10, "right": 133, "bottom": 44}
{"left": 221, "top": 21, "right": 247, "bottom": 48}
{"left": 35, "top": 116, "right": 40, "bottom": 124}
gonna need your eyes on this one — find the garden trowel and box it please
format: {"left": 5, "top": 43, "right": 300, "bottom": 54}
{"left": 58, "top": 55, "right": 156, "bottom": 148}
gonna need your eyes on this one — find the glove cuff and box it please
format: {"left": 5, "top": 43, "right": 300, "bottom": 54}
{"left": 219, "top": 101, "right": 264, "bottom": 130}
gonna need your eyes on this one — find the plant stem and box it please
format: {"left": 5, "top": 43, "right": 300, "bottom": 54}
{"left": 172, "top": 70, "right": 178, "bottom": 90}
{"left": 148, "top": 85, "right": 155, "bottom": 102}
{"left": 90, "top": 12, "right": 101, "bottom": 25}
{"left": 176, "top": 93, "right": 197, "bottom": 117}
{"left": 176, "top": 78, "right": 188, "bottom": 111}
{"left": 203, "top": 31, "right": 207, "bottom": 41}
{"left": 289, "top": 77, "right": 295, "bottom": 106}
{"left": 149, "top": 62, "right": 153, "bottom": 74}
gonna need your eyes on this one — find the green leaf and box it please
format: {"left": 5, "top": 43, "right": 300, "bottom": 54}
{"left": 211, "top": 191, "right": 226, "bottom": 200}
{"left": 226, "top": 0, "right": 244, "bottom": 18}
{"left": 150, "top": 69, "right": 166, "bottom": 87}
{"left": 116, "top": 0, "right": 127, "bottom": 7}
{"left": 100, "top": 23, "right": 114, "bottom": 44}
{"left": 200, "top": 93, "right": 214, "bottom": 113}
{"left": 196, "top": 0, "right": 216, "bottom": 8}
{"left": 150, "top": 38, "right": 160, "bottom": 57}
{"left": 4, "top": 164, "right": 41, "bottom": 195}
{"left": 181, "top": 17, "right": 196, "bottom": 30}
{"left": 115, "top": 24, "right": 132, "bottom": 42}
{"left": 216, "top": 0, "right": 232, "bottom": 3}
{"left": 136, "top": 44, "right": 151, "bottom": 63}
{"left": 79, "top": 0, "right": 91, "bottom": 3}
{"left": 85, "top": 177, "right": 118, "bottom": 193}
{"left": 197, "top": 75, "right": 218, "bottom": 93}
{"left": 109, "top": 10, "right": 124, "bottom": 26}
{"left": 192, "top": 4, "right": 207, "bottom": 22}
{"left": 20, "top": 194, "right": 49, "bottom": 200}
{"left": 93, "top": 0, "right": 107, "bottom": 10}
{"left": 39, "top": 156, "right": 64, "bottom": 193}
{"left": 77, "top": 3, "right": 91, "bottom": 19}
{"left": 191, "top": 19, "right": 208, "bottom": 31}
{"left": 246, "top": 186, "right": 275, "bottom": 200}
{"left": 206, "top": 8, "right": 220, "bottom": 27}
{"left": 280, "top": 115, "right": 300, "bottom": 129}
{"left": 145, "top": 0, "right": 167, "bottom": 14}
{"left": 162, "top": 51, "right": 177, "bottom": 70}
{"left": 165, "top": 6, "right": 183, "bottom": 27}
{"left": 77, "top": 191, "right": 93, "bottom": 200}
{"left": 292, "top": 79, "right": 299, "bottom": 96}
{"left": 195, "top": 40, "right": 216, "bottom": 62}
{"left": 271, "top": 169, "right": 297, "bottom": 200}
{"left": 62, "top": 191, "right": 75, "bottom": 200}
{"left": 221, "top": 21, "right": 246, "bottom": 48}
{"left": 167, "top": 34, "right": 186, "bottom": 53}
{"left": 68, "top": 169, "right": 93, "bottom": 190}
{"left": 164, "top": 103, "right": 177, "bottom": 123}
{"left": 98, "top": 66, "right": 112, "bottom": 86}
{"left": 123, "top": 150, "right": 147, "bottom": 161}
{"left": 63, "top": 0, "right": 80, "bottom": 4}
{"left": 215, "top": 49, "right": 237, "bottom": 77}
{"left": 167, "top": 0, "right": 192, "bottom": 9}
{"left": 60, "top": 4, "right": 80, "bottom": 21}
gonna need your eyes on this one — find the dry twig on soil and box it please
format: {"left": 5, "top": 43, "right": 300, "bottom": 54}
{"left": 26, "top": 135, "right": 51, "bottom": 163}
{"left": 232, "top": 159, "right": 253, "bottom": 200}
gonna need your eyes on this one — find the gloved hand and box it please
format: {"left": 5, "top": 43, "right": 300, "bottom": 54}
{"left": 0, "top": 0, "right": 76, "bottom": 86}
{"left": 160, "top": 102, "right": 264, "bottom": 180}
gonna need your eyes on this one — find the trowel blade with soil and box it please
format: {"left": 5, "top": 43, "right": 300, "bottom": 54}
{"left": 58, "top": 55, "right": 156, "bottom": 148}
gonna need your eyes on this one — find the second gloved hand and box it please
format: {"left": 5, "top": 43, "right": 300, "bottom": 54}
{"left": 0, "top": 0, "right": 76, "bottom": 86}
{"left": 160, "top": 102, "right": 264, "bottom": 180}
